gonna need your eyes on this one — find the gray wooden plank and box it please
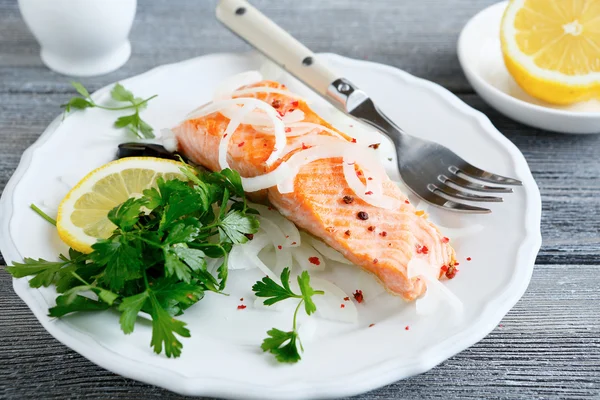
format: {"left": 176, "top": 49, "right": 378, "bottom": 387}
{"left": 0, "top": 0, "right": 500, "bottom": 95}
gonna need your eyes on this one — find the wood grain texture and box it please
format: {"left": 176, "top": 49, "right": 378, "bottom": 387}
{"left": 0, "top": 0, "right": 599, "bottom": 399}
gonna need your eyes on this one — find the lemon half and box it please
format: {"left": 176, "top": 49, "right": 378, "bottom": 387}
{"left": 57, "top": 157, "right": 186, "bottom": 253}
{"left": 501, "top": 0, "right": 600, "bottom": 104}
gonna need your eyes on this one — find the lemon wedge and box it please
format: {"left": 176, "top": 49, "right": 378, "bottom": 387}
{"left": 57, "top": 157, "right": 186, "bottom": 253}
{"left": 500, "top": 0, "right": 600, "bottom": 104}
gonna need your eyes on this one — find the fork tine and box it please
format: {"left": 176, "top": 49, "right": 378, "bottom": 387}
{"left": 452, "top": 164, "right": 522, "bottom": 186}
{"left": 442, "top": 175, "right": 513, "bottom": 193}
{"left": 425, "top": 191, "right": 491, "bottom": 213}
{"left": 432, "top": 183, "right": 504, "bottom": 203}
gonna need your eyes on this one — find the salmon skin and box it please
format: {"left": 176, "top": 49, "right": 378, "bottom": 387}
{"left": 173, "top": 80, "right": 456, "bottom": 301}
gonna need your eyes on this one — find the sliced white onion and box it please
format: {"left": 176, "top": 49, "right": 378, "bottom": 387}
{"left": 291, "top": 233, "right": 326, "bottom": 272}
{"left": 183, "top": 101, "right": 212, "bottom": 120}
{"left": 274, "top": 247, "right": 292, "bottom": 275}
{"left": 407, "top": 258, "right": 463, "bottom": 315}
{"left": 251, "top": 203, "right": 300, "bottom": 247}
{"left": 275, "top": 139, "right": 398, "bottom": 209}
{"left": 185, "top": 98, "right": 287, "bottom": 167}
{"left": 280, "top": 109, "right": 305, "bottom": 124}
{"left": 285, "top": 122, "right": 346, "bottom": 140}
{"left": 256, "top": 216, "right": 293, "bottom": 274}
{"left": 253, "top": 122, "right": 344, "bottom": 141}
{"left": 241, "top": 163, "right": 292, "bottom": 192}
{"left": 159, "top": 128, "right": 179, "bottom": 152}
{"left": 343, "top": 147, "right": 400, "bottom": 210}
{"left": 229, "top": 232, "right": 271, "bottom": 270}
{"left": 310, "top": 277, "right": 358, "bottom": 324}
{"left": 185, "top": 98, "right": 252, "bottom": 122}
{"left": 218, "top": 102, "right": 256, "bottom": 170}
{"left": 245, "top": 251, "right": 277, "bottom": 279}
{"left": 213, "top": 70, "right": 263, "bottom": 102}
{"left": 232, "top": 86, "right": 306, "bottom": 100}
{"left": 219, "top": 107, "right": 304, "bottom": 127}
{"left": 308, "top": 236, "right": 353, "bottom": 264}
{"left": 228, "top": 244, "right": 248, "bottom": 270}
{"left": 280, "top": 133, "right": 342, "bottom": 157}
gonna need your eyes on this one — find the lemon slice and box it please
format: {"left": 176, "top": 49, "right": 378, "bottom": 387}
{"left": 57, "top": 157, "right": 186, "bottom": 253}
{"left": 500, "top": 0, "right": 600, "bottom": 104}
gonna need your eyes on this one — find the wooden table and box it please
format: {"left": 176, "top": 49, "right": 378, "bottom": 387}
{"left": 1, "top": 0, "right": 599, "bottom": 398}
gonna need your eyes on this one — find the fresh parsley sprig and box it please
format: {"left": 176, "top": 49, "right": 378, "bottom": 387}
{"left": 61, "top": 82, "right": 157, "bottom": 139}
{"left": 6, "top": 165, "right": 259, "bottom": 358}
{"left": 252, "top": 268, "right": 324, "bottom": 363}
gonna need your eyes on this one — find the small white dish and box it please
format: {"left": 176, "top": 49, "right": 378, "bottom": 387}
{"left": 458, "top": 1, "right": 600, "bottom": 134}
{"left": 18, "top": 0, "right": 136, "bottom": 77}
{"left": 0, "top": 53, "right": 542, "bottom": 399}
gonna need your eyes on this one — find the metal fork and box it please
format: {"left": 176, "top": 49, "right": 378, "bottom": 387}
{"left": 216, "top": 0, "right": 522, "bottom": 213}
{"left": 327, "top": 80, "right": 521, "bottom": 213}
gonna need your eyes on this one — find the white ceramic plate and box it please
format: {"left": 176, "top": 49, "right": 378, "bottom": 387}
{"left": 0, "top": 53, "right": 541, "bottom": 399}
{"left": 458, "top": 1, "right": 600, "bottom": 134}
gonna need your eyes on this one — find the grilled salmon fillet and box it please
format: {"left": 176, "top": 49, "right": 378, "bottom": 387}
{"left": 173, "top": 80, "right": 456, "bottom": 301}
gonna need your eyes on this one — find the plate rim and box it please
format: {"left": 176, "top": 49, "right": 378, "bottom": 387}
{"left": 457, "top": 1, "right": 600, "bottom": 120}
{"left": 0, "top": 52, "right": 542, "bottom": 399}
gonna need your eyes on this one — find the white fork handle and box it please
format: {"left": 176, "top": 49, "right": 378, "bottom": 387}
{"left": 216, "top": 0, "right": 340, "bottom": 96}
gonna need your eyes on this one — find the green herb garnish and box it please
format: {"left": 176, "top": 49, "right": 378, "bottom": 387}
{"left": 30, "top": 203, "right": 56, "bottom": 226}
{"left": 6, "top": 165, "right": 259, "bottom": 358}
{"left": 252, "top": 268, "right": 324, "bottom": 363}
{"left": 61, "top": 82, "right": 158, "bottom": 139}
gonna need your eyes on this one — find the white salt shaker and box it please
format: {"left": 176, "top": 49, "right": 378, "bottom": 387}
{"left": 18, "top": 0, "right": 137, "bottom": 77}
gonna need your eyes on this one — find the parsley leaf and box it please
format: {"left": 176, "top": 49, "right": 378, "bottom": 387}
{"left": 6, "top": 258, "right": 68, "bottom": 280}
{"left": 164, "top": 249, "right": 192, "bottom": 283}
{"left": 48, "top": 294, "right": 110, "bottom": 317}
{"left": 92, "top": 237, "right": 143, "bottom": 291}
{"left": 152, "top": 279, "right": 204, "bottom": 315}
{"left": 252, "top": 267, "right": 298, "bottom": 305}
{"left": 158, "top": 179, "right": 207, "bottom": 228}
{"left": 61, "top": 97, "right": 94, "bottom": 114}
{"left": 61, "top": 81, "right": 157, "bottom": 139}
{"left": 193, "top": 269, "right": 220, "bottom": 293}
{"left": 110, "top": 83, "right": 135, "bottom": 103}
{"left": 114, "top": 113, "right": 136, "bottom": 128}
{"left": 207, "top": 168, "right": 245, "bottom": 198}
{"left": 61, "top": 283, "right": 119, "bottom": 306}
{"left": 261, "top": 328, "right": 301, "bottom": 363}
{"left": 148, "top": 292, "right": 190, "bottom": 358}
{"left": 216, "top": 255, "right": 229, "bottom": 291}
{"left": 164, "top": 219, "right": 201, "bottom": 245}
{"left": 118, "top": 291, "right": 149, "bottom": 334}
{"left": 71, "top": 81, "right": 90, "bottom": 98}
{"left": 171, "top": 246, "right": 206, "bottom": 271}
{"left": 297, "top": 271, "right": 323, "bottom": 315}
{"left": 253, "top": 269, "right": 324, "bottom": 364}
{"left": 107, "top": 197, "right": 147, "bottom": 231}
{"left": 219, "top": 210, "right": 259, "bottom": 244}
